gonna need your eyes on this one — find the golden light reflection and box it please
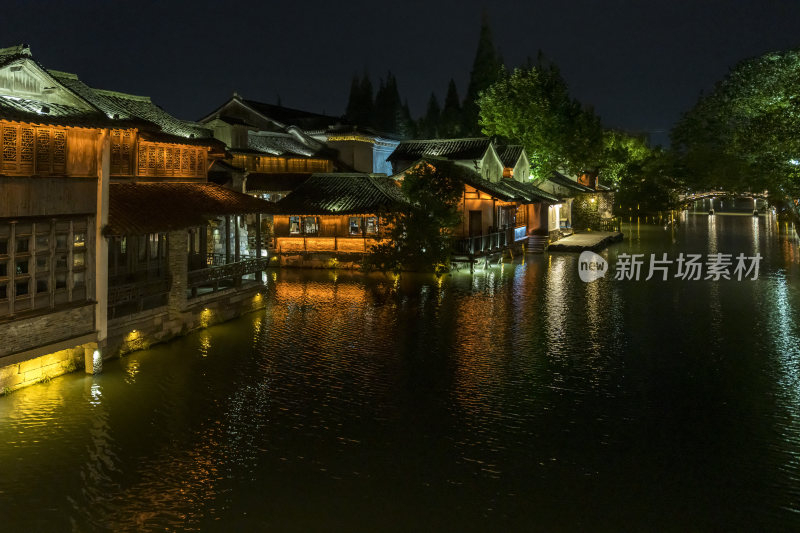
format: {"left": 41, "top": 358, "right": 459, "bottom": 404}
{"left": 199, "top": 308, "right": 213, "bottom": 329}
{"left": 123, "top": 357, "right": 140, "bottom": 384}
{"left": 451, "top": 291, "right": 508, "bottom": 418}
{"left": 275, "top": 281, "right": 367, "bottom": 303}
{"left": 198, "top": 331, "right": 211, "bottom": 358}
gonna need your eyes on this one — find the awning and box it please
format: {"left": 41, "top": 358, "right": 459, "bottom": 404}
{"left": 107, "top": 182, "right": 275, "bottom": 235}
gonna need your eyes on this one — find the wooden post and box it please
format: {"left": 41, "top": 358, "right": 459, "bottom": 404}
{"left": 225, "top": 215, "right": 231, "bottom": 265}
{"left": 234, "top": 215, "right": 241, "bottom": 263}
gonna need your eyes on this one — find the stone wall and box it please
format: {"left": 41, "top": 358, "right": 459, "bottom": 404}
{"left": 107, "top": 283, "right": 266, "bottom": 357}
{"left": 0, "top": 344, "right": 89, "bottom": 393}
{"left": 0, "top": 303, "right": 95, "bottom": 358}
{"left": 572, "top": 193, "right": 616, "bottom": 231}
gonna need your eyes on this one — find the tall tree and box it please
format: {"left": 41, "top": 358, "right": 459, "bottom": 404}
{"left": 396, "top": 99, "right": 416, "bottom": 139}
{"left": 478, "top": 63, "right": 604, "bottom": 180}
{"left": 374, "top": 72, "right": 403, "bottom": 133}
{"left": 418, "top": 92, "right": 441, "bottom": 138}
{"left": 600, "top": 130, "right": 652, "bottom": 184}
{"left": 462, "top": 13, "right": 503, "bottom": 136}
{"left": 345, "top": 72, "right": 375, "bottom": 126}
{"left": 672, "top": 47, "right": 800, "bottom": 199}
{"left": 440, "top": 79, "right": 463, "bottom": 138}
{"left": 345, "top": 74, "right": 361, "bottom": 122}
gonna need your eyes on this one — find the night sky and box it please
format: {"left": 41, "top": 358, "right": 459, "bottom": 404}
{"left": 3, "top": 0, "right": 799, "bottom": 146}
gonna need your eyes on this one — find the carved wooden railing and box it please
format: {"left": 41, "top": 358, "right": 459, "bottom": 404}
{"left": 108, "top": 278, "right": 171, "bottom": 318}
{"left": 187, "top": 258, "right": 269, "bottom": 289}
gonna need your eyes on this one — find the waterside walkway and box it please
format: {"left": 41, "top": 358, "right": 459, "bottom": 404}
{"left": 548, "top": 231, "right": 624, "bottom": 252}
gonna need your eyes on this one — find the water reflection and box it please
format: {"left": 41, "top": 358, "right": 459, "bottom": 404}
{"left": 0, "top": 215, "right": 798, "bottom": 531}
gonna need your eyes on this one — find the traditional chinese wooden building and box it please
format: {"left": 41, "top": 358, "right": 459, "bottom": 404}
{"left": 0, "top": 44, "right": 274, "bottom": 393}
{"left": 307, "top": 124, "right": 400, "bottom": 175}
{"left": 388, "top": 139, "right": 559, "bottom": 257}
{"left": 198, "top": 94, "right": 340, "bottom": 199}
{"left": 271, "top": 174, "right": 406, "bottom": 264}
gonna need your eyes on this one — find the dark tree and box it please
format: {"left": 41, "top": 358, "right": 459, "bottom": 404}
{"left": 364, "top": 161, "right": 463, "bottom": 274}
{"left": 396, "top": 99, "right": 416, "bottom": 139}
{"left": 345, "top": 72, "right": 374, "bottom": 126}
{"left": 418, "top": 92, "right": 441, "bottom": 138}
{"left": 440, "top": 79, "right": 463, "bottom": 138}
{"left": 672, "top": 47, "right": 800, "bottom": 201}
{"left": 478, "top": 62, "right": 603, "bottom": 180}
{"left": 462, "top": 13, "right": 503, "bottom": 136}
{"left": 374, "top": 72, "right": 402, "bottom": 133}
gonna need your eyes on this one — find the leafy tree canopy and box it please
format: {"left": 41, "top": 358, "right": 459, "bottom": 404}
{"left": 672, "top": 48, "right": 800, "bottom": 198}
{"left": 364, "top": 161, "right": 463, "bottom": 275}
{"left": 478, "top": 62, "right": 604, "bottom": 181}
{"left": 600, "top": 130, "right": 652, "bottom": 184}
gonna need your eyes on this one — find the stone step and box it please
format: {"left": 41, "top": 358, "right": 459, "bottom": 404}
{"left": 526, "top": 236, "right": 548, "bottom": 254}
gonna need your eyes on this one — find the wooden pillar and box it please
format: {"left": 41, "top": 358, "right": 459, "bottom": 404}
{"left": 167, "top": 230, "right": 188, "bottom": 317}
{"left": 200, "top": 225, "right": 208, "bottom": 267}
{"left": 234, "top": 215, "right": 241, "bottom": 263}
{"left": 225, "top": 215, "right": 231, "bottom": 265}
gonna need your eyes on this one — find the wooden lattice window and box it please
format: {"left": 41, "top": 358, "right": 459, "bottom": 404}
{"left": 36, "top": 129, "right": 50, "bottom": 166}
{"left": 195, "top": 149, "right": 205, "bottom": 175}
{"left": 156, "top": 146, "right": 165, "bottom": 173}
{"left": 2, "top": 126, "right": 17, "bottom": 171}
{"left": 0, "top": 123, "right": 67, "bottom": 175}
{"left": 147, "top": 144, "right": 157, "bottom": 171}
{"left": 52, "top": 130, "right": 66, "bottom": 171}
{"left": 135, "top": 141, "right": 206, "bottom": 177}
{"left": 137, "top": 142, "right": 147, "bottom": 174}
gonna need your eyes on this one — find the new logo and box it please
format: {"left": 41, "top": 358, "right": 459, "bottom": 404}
{"left": 578, "top": 251, "right": 608, "bottom": 283}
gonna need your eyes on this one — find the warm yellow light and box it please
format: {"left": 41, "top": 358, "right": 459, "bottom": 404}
{"left": 200, "top": 308, "right": 213, "bottom": 328}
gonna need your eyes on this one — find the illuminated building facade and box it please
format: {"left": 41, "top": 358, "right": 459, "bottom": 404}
{"left": 272, "top": 173, "right": 406, "bottom": 261}
{"left": 388, "top": 139, "right": 559, "bottom": 255}
{"left": 198, "top": 94, "right": 339, "bottom": 199}
{"left": 0, "top": 45, "right": 273, "bottom": 393}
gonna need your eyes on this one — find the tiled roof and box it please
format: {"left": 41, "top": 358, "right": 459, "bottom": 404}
{"left": 243, "top": 99, "right": 345, "bottom": 130}
{"left": 273, "top": 174, "right": 407, "bottom": 215}
{"left": 247, "top": 133, "right": 318, "bottom": 157}
{"left": 0, "top": 44, "right": 31, "bottom": 69}
{"left": 107, "top": 182, "right": 275, "bottom": 235}
{"left": 309, "top": 123, "right": 401, "bottom": 141}
{"left": 0, "top": 94, "right": 119, "bottom": 128}
{"left": 500, "top": 178, "right": 560, "bottom": 203}
{"left": 388, "top": 138, "right": 492, "bottom": 163}
{"left": 496, "top": 145, "right": 524, "bottom": 168}
{"left": 547, "top": 172, "right": 596, "bottom": 193}
{"left": 414, "top": 159, "right": 559, "bottom": 204}
{"left": 246, "top": 173, "right": 312, "bottom": 193}
{"left": 50, "top": 71, "right": 214, "bottom": 140}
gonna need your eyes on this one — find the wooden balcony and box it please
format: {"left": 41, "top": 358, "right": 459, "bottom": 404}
{"left": 187, "top": 257, "right": 269, "bottom": 295}
{"left": 108, "top": 278, "right": 170, "bottom": 318}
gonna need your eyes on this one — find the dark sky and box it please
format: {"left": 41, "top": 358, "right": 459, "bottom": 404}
{"left": 3, "top": 0, "right": 799, "bottom": 145}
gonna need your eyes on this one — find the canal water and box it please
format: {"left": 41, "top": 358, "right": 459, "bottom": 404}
{"left": 1, "top": 206, "right": 799, "bottom": 532}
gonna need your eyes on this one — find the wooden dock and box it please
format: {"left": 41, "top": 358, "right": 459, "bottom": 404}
{"left": 548, "top": 231, "right": 624, "bottom": 252}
